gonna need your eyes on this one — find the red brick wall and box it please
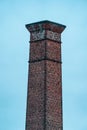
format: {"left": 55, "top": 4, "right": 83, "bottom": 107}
{"left": 46, "top": 60, "right": 62, "bottom": 130}
{"left": 29, "top": 41, "right": 46, "bottom": 61}
{"left": 26, "top": 61, "right": 45, "bottom": 130}
{"left": 46, "top": 40, "right": 61, "bottom": 61}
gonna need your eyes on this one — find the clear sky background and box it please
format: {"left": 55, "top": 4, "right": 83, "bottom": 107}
{"left": 0, "top": 0, "right": 87, "bottom": 130}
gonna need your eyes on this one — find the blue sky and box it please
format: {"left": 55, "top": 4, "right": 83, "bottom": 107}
{"left": 0, "top": 0, "right": 87, "bottom": 130}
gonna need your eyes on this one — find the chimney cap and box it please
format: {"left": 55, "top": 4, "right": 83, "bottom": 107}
{"left": 25, "top": 20, "right": 66, "bottom": 33}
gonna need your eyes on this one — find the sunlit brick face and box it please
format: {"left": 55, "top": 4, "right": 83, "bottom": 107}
{"left": 25, "top": 20, "right": 66, "bottom": 130}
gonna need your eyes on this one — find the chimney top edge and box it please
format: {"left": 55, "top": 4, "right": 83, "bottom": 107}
{"left": 25, "top": 20, "right": 66, "bottom": 33}
{"left": 26, "top": 20, "right": 66, "bottom": 27}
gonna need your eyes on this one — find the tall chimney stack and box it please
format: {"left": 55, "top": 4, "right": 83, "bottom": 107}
{"left": 25, "top": 20, "right": 66, "bottom": 130}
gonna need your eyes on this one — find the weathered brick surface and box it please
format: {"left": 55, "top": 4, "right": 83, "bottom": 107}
{"left": 30, "top": 30, "right": 61, "bottom": 42}
{"left": 30, "top": 41, "right": 45, "bottom": 61}
{"left": 25, "top": 20, "right": 65, "bottom": 130}
{"left": 46, "top": 40, "right": 61, "bottom": 61}
{"left": 46, "top": 61, "right": 62, "bottom": 130}
{"left": 26, "top": 61, "right": 45, "bottom": 130}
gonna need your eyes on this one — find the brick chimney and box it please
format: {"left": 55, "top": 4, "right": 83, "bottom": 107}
{"left": 25, "top": 20, "right": 66, "bottom": 130}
